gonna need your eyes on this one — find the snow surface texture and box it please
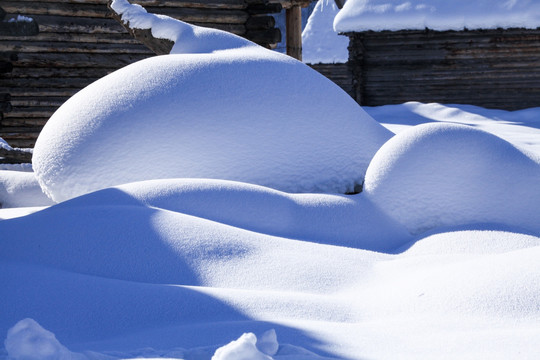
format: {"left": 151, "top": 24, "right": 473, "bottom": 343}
{"left": 364, "top": 122, "right": 540, "bottom": 234}
{"left": 32, "top": 0, "right": 391, "bottom": 202}
{"left": 0, "top": 171, "right": 54, "bottom": 208}
{"left": 1, "top": 179, "right": 539, "bottom": 359}
{"left": 2, "top": 103, "right": 540, "bottom": 358}
{"left": 334, "top": 0, "right": 540, "bottom": 32}
{"left": 302, "top": 0, "right": 349, "bottom": 64}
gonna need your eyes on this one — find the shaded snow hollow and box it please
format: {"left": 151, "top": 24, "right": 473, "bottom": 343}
{"left": 31, "top": 0, "right": 391, "bottom": 203}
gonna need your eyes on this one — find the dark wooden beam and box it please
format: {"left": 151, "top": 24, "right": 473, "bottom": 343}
{"left": 0, "top": 147, "right": 33, "bottom": 164}
{"left": 285, "top": 4, "right": 302, "bottom": 60}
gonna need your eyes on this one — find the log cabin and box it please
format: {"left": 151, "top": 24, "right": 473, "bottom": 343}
{"left": 330, "top": 0, "right": 540, "bottom": 110}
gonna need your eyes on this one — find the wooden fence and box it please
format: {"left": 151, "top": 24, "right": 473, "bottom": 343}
{"left": 0, "top": 0, "right": 281, "bottom": 149}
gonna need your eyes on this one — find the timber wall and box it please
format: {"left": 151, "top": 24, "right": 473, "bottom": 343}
{"left": 308, "top": 63, "right": 354, "bottom": 99}
{"left": 347, "top": 28, "right": 540, "bottom": 110}
{"left": 0, "top": 0, "right": 281, "bottom": 149}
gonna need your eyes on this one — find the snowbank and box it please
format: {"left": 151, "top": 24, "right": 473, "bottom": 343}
{"left": 0, "top": 170, "right": 54, "bottom": 208}
{"left": 1, "top": 179, "right": 538, "bottom": 358}
{"left": 32, "top": 0, "right": 391, "bottom": 202}
{"left": 335, "top": 0, "right": 540, "bottom": 33}
{"left": 4, "top": 319, "right": 86, "bottom": 360}
{"left": 302, "top": 0, "right": 348, "bottom": 64}
{"left": 364, "top": 122, "right": 540, "bottom": 234}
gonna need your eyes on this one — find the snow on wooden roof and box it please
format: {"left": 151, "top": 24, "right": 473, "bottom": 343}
{"left": 334, "top": 0, "right": 540, "bottom": 33}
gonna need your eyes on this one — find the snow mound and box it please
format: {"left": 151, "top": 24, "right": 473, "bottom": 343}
{"left": 212, "top": 333, "right": 272, "bottom": 360}
{"left": 32, "top": 1, "right": 391, "bottom": 203}
{"left": 4, "top": 318, "right": 86, "bottom": 360}
{"left": 0, "top": 171, "right": 54, "bottom": 208}
{"left": 302, "top": 0, "right": 348, "bottom": 64}
{"left": 364, "top": 123, "right": 540, "bottom": 234}
{"left": 335, "top": 0, "right": 540, "bottom": 33}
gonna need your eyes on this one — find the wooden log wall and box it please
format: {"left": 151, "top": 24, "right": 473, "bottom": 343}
{"left": 308, "top": 63, "right": 354, "bottom": 99}
{"left": 348, "top": 28, "right": 540, "bottom": 110}
{"left": 0, "top": 0, "right": 281, "bottom": 151}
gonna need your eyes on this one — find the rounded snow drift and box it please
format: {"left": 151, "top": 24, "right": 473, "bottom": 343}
{"left": 32, "top": 49, "right": 391, "bottom": 202}
{"left": 364, "top": 123, "right": 540, "bottom": 234}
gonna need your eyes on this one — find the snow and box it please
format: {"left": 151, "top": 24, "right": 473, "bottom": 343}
{"left": 0, "top": 171, "right": 54, "bottom": 209}
{"left": 2, "top": 0, "right": 540, "bottom": 358}
{"left": 364, "top": 122, "right": 540, "bottom": 234}
{"left": 2, "top": 103, "right": 540, "bottom": 359}
{"left": 335, "top": 0, "right": 540, "bottom": 33}
{"left": 211, "top": 333, "right": 272, "bottom": 360}
{"left": 302, "top": 1, "right": 349, "bottom": 64}
{"left": 7, "top": 15, "right": 34, "bottom": 23}
{"left": 32, "top": 0, "right": 390, "bottom": 202}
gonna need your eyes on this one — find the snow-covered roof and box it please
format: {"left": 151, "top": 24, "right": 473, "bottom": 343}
{"left": 334, "top": 0, "right": 540, "bottom": 33}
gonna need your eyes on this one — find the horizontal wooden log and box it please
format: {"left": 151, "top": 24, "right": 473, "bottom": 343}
{"left": 143, "top": 7, "right": 249, "bottom": 24}
{"left": 245, "top": 15, "right": 275, "bottom": 30}
{"left": 11, "top": 52, "right": 152, "bottom": 68}
{"left": 1, "top": 89, "right": 78, "bottom": 99}
{"left": 0, "top": 117, "right": 49, "bottom": 127}
{"left": 33, "top": 14, "right": 126, "bottom": 34}
{"left": 0, "top": 126, "right": 43, "bottom": 135}
{"left": 5, "top": 106, "right": 58, "bottom": 118}
{"left": 0, "top": 40, "right": 152, "bottom": 54}
{"left": 14, "top": 0, "right": 247, "bottom": 10}
{"left": 0, "top": 77, "right": 101, "bottom": 90}
{"left": 0, "top": 138, "right": 36, "bottom": 148}
{"left": 2, "top": 2, "right": 249, "bottom": 23}
{"left": 247, "top": 3, "right": 283, "bottom": 14}
{"left": 246, "top": 28, "right": 281, "bottom": 45}
{"left": 10, "top": 96, "right": 69, "bottom": 107}
{"left": 1, "top": 31, "right": 143, "bottom": 45}
{"left": 0, "top": 147, "right": 32, "bottom": 164}
{"left": 25, "top": 15, "right": 246, "bottom": 37}
{"left": 9, "top": 66, "right": 116, "bottom": 79}
{"left": 0, "top": 7, "right": 5, "bottom": 21}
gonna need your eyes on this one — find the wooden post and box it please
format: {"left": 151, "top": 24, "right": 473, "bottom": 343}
{"left": 286, "top": 4, "right": 302, "bottom": 61}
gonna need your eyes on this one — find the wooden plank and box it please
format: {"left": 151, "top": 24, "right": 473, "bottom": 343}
{"left": 2, "top": 2, "right": 249, "bottom": 23}
{"left": 0, "top": 40, "right": 154, "bottom": 54}
{"left": 13, "top": 0, "right": 247, "bottom": 10}
{"left": 1, "top": 117, "right": 50, "bottom": 127}
{"left": 6, "top": 106, "right": 58, "bottom": 118}
{"left": 246, "top": 28, "right": 281, "bottom": 45}
{"left": 0, "top": 77, "right": 103, "bottom": 89}
{"left": 12, "top": 52, "right": 152, "bottom": 68}
{"left": 1, "top": 32, "right": 143, "bottom": 45}
{"left": 10, "top": 97, "right": 69, "bottom": 107}
{"left": 8, "top": 66, "right": 117, "bottom": 79}
{"left": 0, "top": 138, "right": 36, "bottom": 148}
{"left": 32, "top": 14, "right": 126, "bottom": 34}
